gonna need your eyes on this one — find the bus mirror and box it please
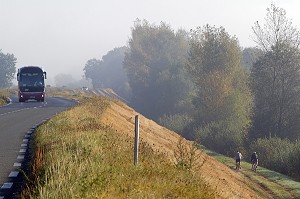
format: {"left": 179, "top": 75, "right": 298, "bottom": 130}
{"left": 44, "top": 72, "right": 47, "bottom": 79}
{"left": 17, "top": 73, "right": 20, "bottom": 81}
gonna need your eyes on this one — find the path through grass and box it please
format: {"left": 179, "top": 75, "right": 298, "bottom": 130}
{"left": 202, "top": 147, "right": 300, "bottom": 198}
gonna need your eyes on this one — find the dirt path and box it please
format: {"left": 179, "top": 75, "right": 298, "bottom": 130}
{"left": 99, "top": 100, "right": 286, "bottom": 198}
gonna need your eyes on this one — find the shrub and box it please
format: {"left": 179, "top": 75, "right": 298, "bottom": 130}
{"left": 250, "top": 137, "right": 300, "bottom": 178}
{"left": 158, "top": 114, "right": 193, "bottom": 133}
{"left": 195, "top": 120, "right": 245, "bottom": 156}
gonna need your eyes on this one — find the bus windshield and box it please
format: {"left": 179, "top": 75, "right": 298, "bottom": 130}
{"left": 20, "top": 72, "right": 44, "bottom": 87}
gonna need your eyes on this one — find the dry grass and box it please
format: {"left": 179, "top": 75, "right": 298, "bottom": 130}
{"left": 21, "top": 96, "right": 215, "bottom": 198}
{"left": 0, "top": 89, "right": 9, "bottom": 106}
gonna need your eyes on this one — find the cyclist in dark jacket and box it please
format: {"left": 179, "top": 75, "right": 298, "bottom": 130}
{"left": 251, "top": 152, "right": 258, "bottom": 171}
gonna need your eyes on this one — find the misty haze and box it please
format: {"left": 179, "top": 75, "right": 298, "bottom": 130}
{"left": 1, "top": 1, "right": 300, "bottom": 198}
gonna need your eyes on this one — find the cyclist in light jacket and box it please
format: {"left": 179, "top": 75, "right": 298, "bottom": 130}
{"left": 235, "top": 151, "right": 243, "bottom": 170}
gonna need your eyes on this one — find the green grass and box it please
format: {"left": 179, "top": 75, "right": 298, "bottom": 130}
{"left": 21, "top": 97, "right": 215, "bottom": 199}
{"left": 202, "top": 146, "right": 300, "bottom": 198}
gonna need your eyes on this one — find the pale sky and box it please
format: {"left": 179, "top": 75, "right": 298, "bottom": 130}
{"left": 1, "top": 0, "right": 299, "bottom": 84}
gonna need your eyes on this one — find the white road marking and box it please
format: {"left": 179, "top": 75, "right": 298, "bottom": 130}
{"left": 0, "top": 108, "right": 30, "bottom": 116}
{"left": 13, "top": 163, "right": 21, "bottom": 167}
{"left": 1, "top": 183, "right": 13, "bottom": 189}
{"left": 8, "top": 171, "right": 19, "bottom": 178}
{"left": 19, "top": 149, "right": 26, "bottom": 153}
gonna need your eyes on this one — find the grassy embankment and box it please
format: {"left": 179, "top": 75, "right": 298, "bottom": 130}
{"left": 0, "top": 89, "right": 9, "bottom": 106}
{"left": 203, "top": 147, "right": 300, "bottom": 198}
{"left": 21, "top": 96, "right": 215, "bottom": 198}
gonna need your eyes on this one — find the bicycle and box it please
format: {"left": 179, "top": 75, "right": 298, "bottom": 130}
{"left": 236, "top": 160, "right": 241, "bottom": 171}
{"left": 251, "top": 160, "right": 258, "bottom": 172}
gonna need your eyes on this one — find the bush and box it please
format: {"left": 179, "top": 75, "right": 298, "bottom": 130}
{"left": 250, "top": 137, "right": 300, "bottom": 179}
{"left": 0, "top": 90, "right": 9, "bottom": 106}
{"left": 195, "top": 120, "right": 245, "bottom": 156}
{"left": 158, "top": 114, "right": 193, "bottom": 134}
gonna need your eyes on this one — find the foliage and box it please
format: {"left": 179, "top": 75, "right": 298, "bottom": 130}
{"left": 250, "top": 137, "right": 300, "bottom": 179}
{"left": 0, "top": 89, "right": 9, "bottom": 106}
{"left": 252, "top": 3, "right": 300, "bottom": 51}
{"left": 54, "top": 73, "right": 75, "bottom": 87}
{"left": 124, "top": 19, "right": 193, "bottom": 120}
{"left": 187, "top": 25, "right": 253, "bottom": 154}
{"left": 159, "top": 113, "right": 194, "bottom": 134}
{"left": 84, "top": 47, "right": 131, "bottom": 99}
{"left": 0, "top": 50, "right": 17, "bottom": 88}
{"left": 174, "top": 138, "right": 206, "bottom": 171}
{"left": 251, "top": 4, "right": 300, "bottom": 139}
{"left": 242, "top": 47, "right": 263, "bottom": 69}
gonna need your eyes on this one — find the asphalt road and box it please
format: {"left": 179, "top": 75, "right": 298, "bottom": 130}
{"left": 0, "top": 96, "right": 77, "bottom": 198}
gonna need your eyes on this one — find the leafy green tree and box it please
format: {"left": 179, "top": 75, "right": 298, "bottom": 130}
{"left": 84, "top": 47, "right": 131, "bottom": 99}
{"left": 0, "top": 50, "right": 17, "bottom": 88}
{"left": 187, "top": 25, "right": 253, "bottom": 154}
{"left": 124, "top": 19, "right": 193, "bottom": 120}
{"left": 251, "top": 4, "right": 300, "bottom": 139}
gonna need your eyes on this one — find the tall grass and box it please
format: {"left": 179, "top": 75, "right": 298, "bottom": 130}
{"left": 0, "top": 89, "right": 9, "bottom": 106}
{"left": 21, "top": 97, "right": 215, "bottom": 198}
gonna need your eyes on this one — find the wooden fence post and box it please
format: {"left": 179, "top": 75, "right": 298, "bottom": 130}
{"left": 134, "top": 115, "right": 139, "bottom": 167}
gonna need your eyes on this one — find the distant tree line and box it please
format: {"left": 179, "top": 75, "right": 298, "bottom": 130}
{"left": 0, "top": 50, "right": 17, "bottom": 88}
{"left": 84, "top": 4, "right": 300, "bottom": 179}
{"left": 84, "top": 47, "right": 131, "bottom": 99}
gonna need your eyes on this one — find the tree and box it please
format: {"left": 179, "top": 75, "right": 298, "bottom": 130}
{"left": 84, "top": 47, "right": 131, "bottom": 99}
{"left": 242, "top": 47, "right": 263, "bottom": 70}
{"left": 187, "top": 25, "right": 253, "bottom": 154}
{"left": 54, "top": 73, "right": 75, "bottom": 87}
{"left": 0, "top": 50, "right": 17, "bottom": 88}
{"left": 84, "top": 58, "right": 102, "bottom": 88}
{"left": 124, "top": 19, "right": 193, "bottom": 120}
{"left": 251, "top": 4, "right": 300, "bottom": 139}
{"left": 252, "top": 4, "right": 300, "bottom": 51}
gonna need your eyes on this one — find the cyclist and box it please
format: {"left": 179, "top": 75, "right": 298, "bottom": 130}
{"left": 235, "top": 150, "right": 243, "bottom": 170}
{"left": 251, "top": 152, "right": 258, "bottom": 172}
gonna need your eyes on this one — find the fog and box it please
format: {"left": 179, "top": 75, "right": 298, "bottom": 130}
{"left": 1, "top": 0, "right": 300, "bottom": 85}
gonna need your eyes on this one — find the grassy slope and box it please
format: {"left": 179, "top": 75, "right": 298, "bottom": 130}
{"left": 203, "top": 147, "right": 300, "bottom": 198}
{"left": 21, "top": 97, "right": 215, "bottom": 198}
